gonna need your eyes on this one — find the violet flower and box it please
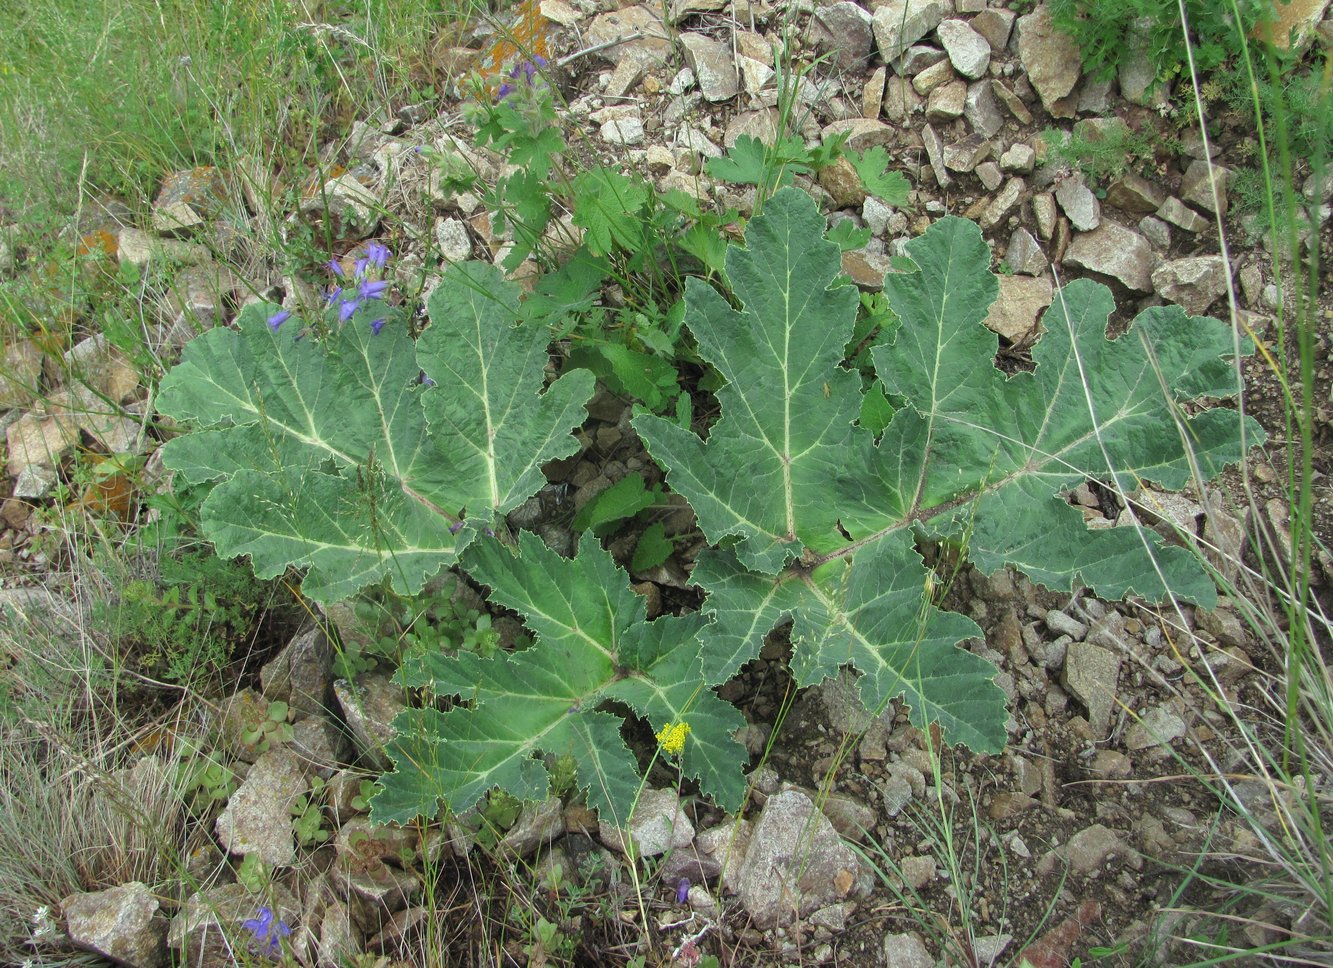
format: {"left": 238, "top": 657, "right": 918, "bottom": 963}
{"left": 358, "top": 278, "right": 389, "bottom": 301}
{"left": 266, "top": 310, "right": 291, "bottom": 333}
{"left": 676, "top": 878, "right": 690, "bottom": 904}
{"left": 240, "top": 906, "right": 290, "bottom": 958}
{"left": 339, "top": 298, "right": 361, "bottom": 322}
{"left": 326, "top": 258, "right": 345, "bottom": 278}
{"left": 449, "top": 520, "right": 465, "bottom": 535}
{"left": 365, "top": 241, "right": 391, "bottom": 269}
{"left": 370, "top": 318, "right": 387, "bottom": 336}
{"left": 497, "top": 56, "right": 548, "bottom": 100}
{"left": 325, "top": 285, "right": 344, "bottom": 307}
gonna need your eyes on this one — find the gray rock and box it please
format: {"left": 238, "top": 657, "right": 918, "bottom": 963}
{"left": 696, "top": 818, "right": 751, "bottom": 891}
{"left": 334, "top": 672, "right": 407, "bottom": 771}
{"left": 1062, "top": 642, "right": 1121, "bottom": 737}
{"left": 964, "top": 80, "right": 1004, "bottom": 139}
{"left": 1005, "top": 227, "right": 1048, "bottom": 275}
{"left": 63, "top": 882, "right": 168, "bottom": 968}
{"left": 1118, "top": 23, "right": 1167, "bottom": 107}
{"left": 333, "top": 859, "right": 422, "bottom": 911}
{"left": 1181, "top": 159, "right": 1230, "bottom": 215}
{"left": 921, "top": 123, "right": 952, "bottom": 188}
{"left": 586, "top": 4, "right": 672, "bottom": 65}
{"left": 899, "top": 44, "right": 946, "bottom": 75}
{"left": 883, "top": 74, "right": 925, "bottom": 123}
{"left": 1045, "top": 608, "right": 1088, "bottom": 640}
{"left": 863, "top": 196, "right": 895, "bottom": 236}
{"left": 1105, "top": 173, "right": 1167, "bottom": 214}
{"left": 1017, "top": 4, "right": 1082, "bottom": 116}
{"left": 872, "top": 0, "right": 951, "bottom": 63}
{"left": 1055, "top": 177, "right": 1101, "bottom": 231}
{"left": 983, "top": 274, "right": 1052, "bottom": 342}
{"left": 600, "top": 787, "right": 693, "bottom": 857}
{"left": 1138, "top": 215, "right": 1171, "bottom": 249}
{"left": 601, "top": 117, "right": 645, "bottom": 145}
{"left": 992, "top": 80, "right": 1033, "bottom": 124}
{"left": 737, "top": 789, "right": 863, "bottom": 928}
{"left": 500, "top": 797, "right": 565, "bottom": 857}
{"left": 814, "top": 2, "right": 876, "bottom": 71}
{"left": 435, "top": 217, "right": 472, "bottom": 263}
{"left": 943, "top": 133, "right": 991, "bottom": 173}
{"left": 261, "top": 624, "right": 333, "bottom": 720}
{"left": 0, "top": 339, "right": 44, "bottom": 409}
{"left": 1033, "top": 191, "right": 1058, "bottom": 239}
{"left": 1057, "top": 823, "right": 1134, "bottom": 876}
{"left": 308, "top": 174, "right": 381, "bottom": 239}
{"left": 117, "top": 227, "right": 211, "bottom": 270}
{"left": 318, "top": 903, "right": 361, "bottom": 967}
{"left": 679, "top": 33, "right": 738, "bottom": 102}
{"left": 290, "top": 715, "right": 353, "bottom": 777}
{"left": 1063, "top": 219, "right": 1156, "bottom": 292}
{"left": 911, "top": 58, "right": 955, "bottom": 95}
{"left": 1151, "top": 255, "right": 1227, "bottom": 316}
{"left": 1077, "top": 74, "right": 1115, "bottom": 113}
{"left": 937, "top": 19, "right": 991, "bottom": 79}
{"left": 1157, "top": 196, "right": 1210, "bottom": 233}
{"left": 925, "top": 79, "right": 967, "bottom": 121}
{"left": 883, "top": 931, "right": 935, "bottom": 968}
{"left": 216, "top": 748, "right": 308, "bottom": 866}
{"left": 978, "top": 176, "right": 1023, "bottom": 230}
{"left": 1125, "top": 706, "right": 1188, "bottom": 750}
{"left": 971, "top": 8, "right": 1016, "bottom": 51}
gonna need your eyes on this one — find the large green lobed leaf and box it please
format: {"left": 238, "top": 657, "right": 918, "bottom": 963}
{"left": 374, "top": 530, "right": 748, "bottom": 823}
{"left": 156, "top": 262, "right": 593, "bottom": 602}
{"left": 634, "top": 187, "right": 1260, "bottom": 752}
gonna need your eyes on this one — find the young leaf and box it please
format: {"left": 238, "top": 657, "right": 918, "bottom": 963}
{"left": 635, "top": 187, "right": 1260, "bottom": 752}
{"left": 156, "top": 263, "right": 594, "bottom": 602}
{"left": 826, "top": 220, "right": 873, "bottom": 251}
{"left": 571, "top": 473, "right": 655, "bottom": 534}
{"left": 631, "top": 521, "right": 674, "bottom": 572}
{"left": 374, "top": 531, "right": 748, "bottom": 823}
{"left": 846, "top": 147, "right": 911, "bottom": 205}
{"left": 571, "top": 168, "right": 652, "bottom": 257}
{"left": 705, "top": 134, "right": 811, "bottom": 188}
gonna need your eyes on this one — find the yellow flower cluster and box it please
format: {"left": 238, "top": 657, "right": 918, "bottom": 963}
{"left": 655, "top": 721, "right": 691, "bottom": 756}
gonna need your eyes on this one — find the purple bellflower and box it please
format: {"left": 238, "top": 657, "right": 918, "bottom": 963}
{"left": 358, "top": 278, "right": 389, "bottom": 301}
{"left": 370, "top": 318, "right": 387, "bottom": 336}
{"left": 266, "top": 310, "right": 291, "bottom": 333}
{"left": 339, "top": 298, "right": 361, "bottom": 322}
{"left": 366, "top": 241, "right": 391, "bottom": 269}
{"left": 240, "top": 906, "right": 291, "bottom": 958}
{"left": 497, "top": 55, "right": 548, "bottom": 100}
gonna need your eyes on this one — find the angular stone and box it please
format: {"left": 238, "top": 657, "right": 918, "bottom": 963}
{"left": 819, "top": 156, "right": 868, "bottom": 208}
{"left": 309, "top": 174, "right": 381, "bottom": 239}
{"left": 679, "top": 33, "right": 738, "bottom": 102}
{"left": 814, "top": 2, "right": 876, "bottom": 71}
{"left": 63, "top": 882, "right": 168, "bottom": 968}
{"left": 979, "top": 176, "right": 1023, "bottom": 230}
{"left": 501, "top": 797, "right": 566, "bottom": 857}
{"left": 976, "top": 161, "right": 1003, "bottom": 192}
{"left": 872, "top": 0, "right": 951, "bottom": 63}
{"left": 937, "top": 19, "right": 991, "bottom": 79}
{"left": 863, "top": 66, "right": 887, "bottom": 118}
{"left": 884, "top": 932, "right": 934, "bottom": 968}
{"left": 911, "top": 58, "right": 955, "bottom": 95}
{"left": 600, "top": 117, "right": 645, "bottom": 144}
{"left": 882, "top": 74, "right": 925, "bottom": 123}
{"left": 1138, "top": 215, "right": 1171, "bottom": 249}
{"left": 334, "top": 672, "right": 407, "bottom": 771}
{"left": 600, "top": 787, "right": 693, "bottom": 857}
{"left": 1017, "top": 4, "right": 1082, "bottom": 116}
{"left": 984, "top": 274, "right": 1051, "bottom": 342}
{"left": 972, "top": 8, "right": 1016, "bottom": 51}
{"left": 6, "top": 411, "right": 79, "bottom": 479}
{"left": 926, "top": 79, "right": 966, "bottom": 121}
{"left": 1124, "top": 706, "right": 1188, "bottom": 751}
{"left": 586, "top": 4, "right": 672, "bottom": 64}
{"left": 1005, "top": 227, "right": 1048, "bottom": 276}
{"left": 921, "top": 123, "right": 952, "bottom": 188}
{"left": 943, "top": 133, "right": 991, "bottom": 173}
{"left": 1151, "top": 255, "right": 1228, "bottom": 317}
{"left": 1254, "top": 0, "right": 1332, "bottom": 49}
{"left": 1157, "top": 196, "right": 1210, "bottom": 233}
{"left": 738, "top": 53, "right": 775, "bottom": 94}
{"left": 1033, "top": 191, "right": 1057, "bottom": 240}
{"left": 1077, "top": 74, "right": 1114, "bottom": 113}
{"left": 1180, "top": 158, "right": 1230, "bottom": 215}
{"left": 899, "top": 44, "right": 946, "bottom": 75}
{"left": 999, "top": 142, "right": 1035, "bottom": 174}
{"left": 216, "top": 748, "right": 308, "bottom": 866}
{"left": 1064, "top": 219, "right": 1156, "bottom": 292}
{"left": 152, "top": 166, "right": 227, "bottom": 236}
{"left": 435, "top": 217, "right": 472, "bottom": 263}
{"left": 262, "top": 624, "right": 334, "bottom": 719}
{"left": 1062, "top": 642, "right": 1121, "bottom": 737}
{"left": 841, "top": 248, "right": 894, "bottom": 290}
{"left": 992, "top": 79, "right": 1033, "bottom": 124}
{"left": 1055, "top": 177, "right": 1101, "bottom": 231}
{"left": 1105, "top": 172, "right": 1166, "bottom": 214}
{"left": 737, "top": 789, "right": 863, "bottom": 928}
{"left": 0, "top": 339, "right": 43, "bottom": 409}
{"left": 117, "top": 228, "right": 211, "bottom": 270}
{"left": 964, "top": 80, "right": 1004, "bottom": 139}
